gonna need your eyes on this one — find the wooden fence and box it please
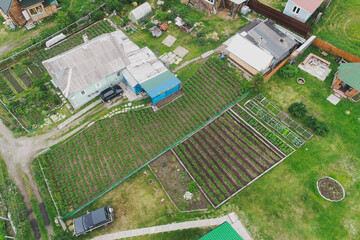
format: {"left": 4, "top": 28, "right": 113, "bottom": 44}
{"left": 312, "top": 38, "right": 360, "bottom": 62}
{"left": 264, "top": 57, "right": 290, "bottom": 82}
{"left": 247, "top": 0, "right": 311, "bottom": 36}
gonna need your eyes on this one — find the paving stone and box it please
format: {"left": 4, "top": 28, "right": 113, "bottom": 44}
{"left": 162, "top": 35, "right": 177, "bottom": 47}
{"left": 174, "top": 46, "right": 189, "bottom": 58}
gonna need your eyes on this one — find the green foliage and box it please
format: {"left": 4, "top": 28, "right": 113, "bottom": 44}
{"left": 249, "top": 72, "right": 265, "bottom": 93}
{"left": 0, "top": 159, "right": 35, "bottom": 240}
{"left": 314, "top": 121, "right": 329, "bottom": 136}
{"left": 21, "top": 58, "right": 32, "bottom": 66}
{"left": 197, "top": 37, "right": 205, "bottom": 45}
{"left": 188, "top": 181, "right": 198, "bottom": 193}
{"left": 155, "top": 10, "right": 175, "bottom": 21}
{"left": 91, "top": 10, "right": 105, "bottom": 21}
{"left": 0, "top": 221, "right": 5, "bottom": 240}
{"left": 145, "top": 22, "right": 155, "bottom": 29}
{"left": 105, "top": 0, "right": 123, "bottom": 13}
{"left": 279, "top": 64, "right": 298, "bottom": 78}
{"left": 171, "top": 5, "right": 189, "bottom": 18}
{"left": 54, "top": 230, "right": 74, "bottom": 240}
{"left": 288, "top": 102, "right": 307, "bottom": 118}
{"left": 55, "top": 11, "right": 72, "bottom": 29}
{"left": 305, "top": 115, "right": 317, "bottom": 128}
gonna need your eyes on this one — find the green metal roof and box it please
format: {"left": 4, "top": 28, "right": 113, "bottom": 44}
{"left": 141, "top": 70, "right": 176, "bottom": 92}
{"left": 338, "top": 63, "right": 360, "bottom": 91}
{"left": 199, "top": 222, "right": 243, "bottom": 240}
{"left": 19, "top": 0, "right": 44, "bottom": 9}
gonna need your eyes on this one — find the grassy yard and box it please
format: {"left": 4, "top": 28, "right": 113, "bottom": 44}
{"left": 224, "top": 48, "right": 360, "bottom": 239}
{"left": 258, "top": 0, "right": 287, "bottom": 11}
{"left": 312, "top": 0, "right": 360, "bottom": 57}
{"left": 124, "top": 5, "right": 248, "bottom": 63}
{"left": 127, "top": 228, "right": 212, "bottom": 240}
{"left": 73, "top": 166, "right": 212, "bottom": 240}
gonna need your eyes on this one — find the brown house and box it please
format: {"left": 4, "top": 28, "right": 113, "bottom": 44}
{"left": 331, "top": 63, "right": 360, "bottom": 99}
{"left": 189, "top": 0, "right": 247, "bottom": 14}
{"left": 0, "top": 0, "right": 58, "bottom": 28}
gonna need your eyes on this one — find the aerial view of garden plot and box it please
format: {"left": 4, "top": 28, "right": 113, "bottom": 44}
{"left": 36, "top": 57, "right": 248, "bottom": 215}
{"left": 173, "top": 107, "right": 293, "bottom": 206}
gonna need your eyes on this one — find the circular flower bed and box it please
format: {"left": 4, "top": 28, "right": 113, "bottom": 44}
{"left": 297, "top": 78, "right": 305, "bottom": 84}
{"left": 317, "top": 177, "right": 345, "bottom": 202}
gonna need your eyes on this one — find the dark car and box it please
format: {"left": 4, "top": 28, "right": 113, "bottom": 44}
{"left": 100, "top": 85, "right": 123, "bottom": 103}
{"left": 73, "top": 205, "right": 114, "bottom": 236}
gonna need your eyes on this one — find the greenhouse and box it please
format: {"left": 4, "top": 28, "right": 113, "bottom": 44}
{"left": 129, "top": 2, "right": 153, "bottom": 25}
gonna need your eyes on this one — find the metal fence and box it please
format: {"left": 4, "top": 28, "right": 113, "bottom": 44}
{"left": 247, "top": 0, "right": 312, "bottom": 36}
{"left": 244, "top": 99, "right": 305, "bottom": 148}
{"left": 254, "top": 94, "right": 313, "bottom": 140}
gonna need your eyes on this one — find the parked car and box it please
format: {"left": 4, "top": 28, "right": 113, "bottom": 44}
{"left": 100, "top": 85, "right": 123, "bottom": 103}
{"left": 73, "top": 205, "right": 114, "bottom": 236}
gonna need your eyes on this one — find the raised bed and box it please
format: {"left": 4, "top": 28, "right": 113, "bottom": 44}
{"left": 0, "top": 74, "right": 15, "bottom": 99}
{"left": 11, "top": 64, "right": 33, "bottom": 87}
{"left": 1, "top": 69, "right": 24, "bottom": 93}
{"left": 317, "top": 177, "right": 345, "bottom": 202}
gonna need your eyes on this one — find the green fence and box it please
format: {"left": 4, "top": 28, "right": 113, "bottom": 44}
{"left": 62, "top": 90, "right": 251, "bottom": 219}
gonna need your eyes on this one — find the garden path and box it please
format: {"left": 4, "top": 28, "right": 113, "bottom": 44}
{"left": 91, "top": 212, "right": 253, "bottom": 240}
{"left": 0, "top": 107, "right": 98, "bottom": 238}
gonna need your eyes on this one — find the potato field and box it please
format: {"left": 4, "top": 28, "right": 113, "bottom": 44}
{"left": 37, "top": 58, "right": 248, "bottom": 214}
{"left": 173, "top": 108, "right": 293, "bottom": 206}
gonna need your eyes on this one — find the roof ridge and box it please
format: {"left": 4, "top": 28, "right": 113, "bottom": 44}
{"left": 338, "top": 63, "right": 360, "bottom": 78}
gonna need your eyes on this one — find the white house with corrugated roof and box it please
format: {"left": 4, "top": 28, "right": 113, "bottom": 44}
{"left": 283, "top": 0, "right": 323, "bottom": 23}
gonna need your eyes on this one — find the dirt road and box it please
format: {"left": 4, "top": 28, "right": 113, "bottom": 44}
{"left": 0, "top": 108, "right": 96, "bottom": 239}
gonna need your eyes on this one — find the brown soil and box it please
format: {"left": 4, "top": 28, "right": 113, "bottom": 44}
{"left": 150, "top": 150, "right": 209, "bottom": 211}
{"left": 318, "top": 178, "right": 344, "bottom": 201}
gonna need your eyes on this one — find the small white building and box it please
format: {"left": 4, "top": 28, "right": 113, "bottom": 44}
{"left": 283, "top": 0, "right": 323, "bottom": 23}
{"left": 129, "top": 2, "right": 152, "bottom": 25}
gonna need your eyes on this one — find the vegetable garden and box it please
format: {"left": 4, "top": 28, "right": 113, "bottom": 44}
{"left": 36, "top": 57, "right": 248, "bottom": 215}
{"left": 173, "top": 107, "right": 293, "bottom": 207}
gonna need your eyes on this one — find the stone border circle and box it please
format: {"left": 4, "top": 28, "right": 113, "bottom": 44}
{"left": 317, "top": 176, "right": 345, "bottom": 202}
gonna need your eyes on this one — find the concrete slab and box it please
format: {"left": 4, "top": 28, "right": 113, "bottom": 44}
{"left": 162, "top": 35, "right": 177, "bottom": 47}
{"left": 327, "top": 94, "right": 341, "bottom": 105}
{"left": 174, "top": 46, "right": 189, "bottom": 58}
{"left": 228, "top": 212, "right": 239, "bottom": 223}
{"left": 201, "top": 50, "right": 215, "bottom": 59}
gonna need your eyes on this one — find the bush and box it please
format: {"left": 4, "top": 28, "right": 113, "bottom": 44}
{"left": 188, "top": 181, "right": 198, "bottom": 193}
{"left": 145, "top": 22, "right": 155, "bottom": 29}
{"left": 305, "top": 115, "right": 317, "bottom": 128}
{"left": 105, "top": 0, "right": 123, "bottom": 13}
{"left": 249, "top": 72, "right": 265, "bottom": 93}
{"left": 288, "top": 102, "right": 307, "bottom": 118}
{"left": 91, "top": 10, "right": 105, "bottom": 21}
{"left": 279, "top": 64, "right": 298, "bottom": 78}
{"left": 314, "top": 121, "right": 329, "bottom": 136}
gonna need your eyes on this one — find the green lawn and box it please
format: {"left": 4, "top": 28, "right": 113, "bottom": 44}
{"left": 312, "top": 0, "right": 360, "bottom": 57}
{"left": 126, "top": 5, "right": 248, "bottom": 63}
{"left": 225, "top": 49, "right": 360, "bottom": 239}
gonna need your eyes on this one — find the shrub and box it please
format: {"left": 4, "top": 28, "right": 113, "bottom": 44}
{"left": 188, "top": 181, "right": 198, "bottom": 193}
{"left": 249, "top": 72, "right": 265, "bottom": 93}
{"left": 91, "top": 10, "right": 105, "bottom": 21}
{"left": 197, "top": 37, "right": 205, "bottom": 45}
{"left": 305, "top": 115, "right": 317, "bottom": 128}
{"left": 105, "top": 0, "right": 123, "bottom": 13}
{"left": 145, "top": 22, "right": 155, "bottom": 29}
{"left": 314, "top": 121, "right": 329, "bottom": 136}
{"left": 279, "top": 64, "right": 298, "bottom": 78}
{"left": 288, "top": 102, "right": 307, "bottom": 118}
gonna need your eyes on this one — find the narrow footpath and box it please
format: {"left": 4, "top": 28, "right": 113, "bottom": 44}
{"left": 91, "top": 212, "right": 253, "bottom": 240}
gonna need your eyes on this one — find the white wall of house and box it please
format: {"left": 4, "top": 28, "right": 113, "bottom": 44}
{"left": 68, "top": 71, "right": 123, "bottom": 109}
{"left": 283, "top": 0, "right": 311, "bottom": 23}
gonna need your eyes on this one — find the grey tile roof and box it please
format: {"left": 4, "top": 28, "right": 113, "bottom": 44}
{"left": 238, "top": 19, "right": 298, "bottom": 61}
{"left": 0, "top": 0, "right": 13, "bottom": 14}
{"left": 43, "top": 30, "right": 167, "bottom": 97}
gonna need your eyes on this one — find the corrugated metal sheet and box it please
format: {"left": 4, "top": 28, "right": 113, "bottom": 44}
{"left": 338, "top": 63, "right": 360, "bottom": 91}
{"left": 199, "top": 222, "right": 243, "bottom": 240}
